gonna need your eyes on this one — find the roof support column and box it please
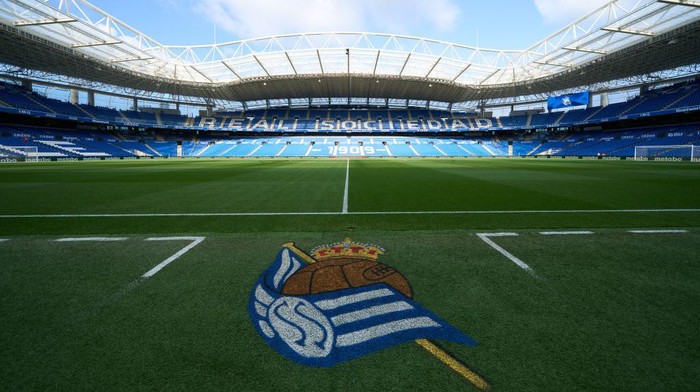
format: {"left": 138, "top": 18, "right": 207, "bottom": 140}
{"left": 133, "top": 98, "right": 138, "bottom": 111}
{"left": 346, "top": 48, "right": 351, "bottom": 105}
{"left": 205, "top": 97, "right": 213, "bottom": 116}
{"left": 87, "top": 90, "right": 95, "bottom": 106}
{"left": 69, "top": 89, "right": 79, "bottom": 105}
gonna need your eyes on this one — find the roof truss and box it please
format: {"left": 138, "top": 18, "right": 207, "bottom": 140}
{"left": 0, "top": 0, "right": 698, "bottom": 104}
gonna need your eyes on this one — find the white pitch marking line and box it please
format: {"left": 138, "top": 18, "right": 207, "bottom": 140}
{"left": 0, "top": 239, "right": 8, "bottom": 242}
{"left": 478, "top": 232, "right": 519, "bottom": 237}
{"left": 476, "top": 233, "right": 540, "bottom": 279}
{"left": 1, "top": 208, "right": 698, "bottom": 218}
{"left": 628, "top": 230, "right": 688, "bottom": 234}
{"left": 540, "top": 231, "right": 594, "bottom": 235}
{"left": 342, "top": 158, "right": 350, "bottom": 214}
{"left": 76, "top": 236, "right": 205, "bottom": 318}
{"left": 142, "top": 236, "right": 205, "bottom": 278}
{"left": 55, "top": 237, "right": 128, "bottom": 242}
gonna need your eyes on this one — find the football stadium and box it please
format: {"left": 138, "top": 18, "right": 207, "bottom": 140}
{"left": 1, "top": 0, "right": 699, "bottom": 390}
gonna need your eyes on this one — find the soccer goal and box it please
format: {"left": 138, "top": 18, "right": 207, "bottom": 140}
{"left": 10, "top": 146, "right": 39, "bottom": 162}
{"left": 634, "top": 145, "right": 698, "bottom": 162}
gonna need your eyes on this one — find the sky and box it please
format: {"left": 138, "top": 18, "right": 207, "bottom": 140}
{"left": 84, "top": 0, "right": 611, "bottom": 49}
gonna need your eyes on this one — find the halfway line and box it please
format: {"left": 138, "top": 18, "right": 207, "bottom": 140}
{"left": 342, "top": 158, "right": 350, "bottom": 214}
{"left": 1, "top": 208, "right": 698, "bottom": 219}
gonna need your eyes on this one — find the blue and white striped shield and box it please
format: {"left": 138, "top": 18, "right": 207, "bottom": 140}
{"left": 248, "top": 245, "right": 477, "bottom": 367}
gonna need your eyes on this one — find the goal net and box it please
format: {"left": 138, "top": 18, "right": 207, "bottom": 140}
{"left": 634, "top": 145, "right": 698, "bottom": 162}
{"left": 8, "top": 146, "right": 39, "bottom": 162}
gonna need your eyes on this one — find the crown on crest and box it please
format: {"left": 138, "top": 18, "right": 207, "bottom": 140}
{"left": 311, "top": 238, "right": 384, "bottom": 262}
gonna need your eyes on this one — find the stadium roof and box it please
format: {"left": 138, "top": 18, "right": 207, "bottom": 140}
{"left": 1, "top": 0, "right": 700, "bottom": 106}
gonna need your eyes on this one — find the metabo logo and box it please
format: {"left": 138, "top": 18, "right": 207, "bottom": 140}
{"left": 248, "top": 239, "right": 489, "bottom": 390}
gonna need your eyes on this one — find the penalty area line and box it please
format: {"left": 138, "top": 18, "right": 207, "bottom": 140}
{"left": 628, "top": 229, "right": 688, "bottom": 234}
{"left": 477, "top": 233, "right": 540, "bottom": 280}
{"left": 539, "top": 231, "right": 594, "bottom": 235}
{"left": 55, "top": 237, "right": 128, "bottom": 242}
{"left": 142, "top": 237, "right": 205, "bottom": 278}
{"left": 74, "top": 236, "right": 206, "bottom": 320}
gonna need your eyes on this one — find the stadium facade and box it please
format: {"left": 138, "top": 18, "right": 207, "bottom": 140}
{"left": 0, "top": 0, "right": 699, "bottom": 160}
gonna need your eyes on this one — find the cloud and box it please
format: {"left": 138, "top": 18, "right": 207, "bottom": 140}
{"left": 155, "top": 0, "right": 184, "bottom": 10}
{"left": 361, "top": 0, "right": 461, "bottom": 36}
{"left": 533, "top": 0, "right": 611, "bottom": 25}
{"left": 194, "top": 0, "right": 461, "bottom": 39}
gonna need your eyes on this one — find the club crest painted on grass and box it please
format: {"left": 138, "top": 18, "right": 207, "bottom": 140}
{"left": 248, "top": 238, "right": 476, "bottom": 367}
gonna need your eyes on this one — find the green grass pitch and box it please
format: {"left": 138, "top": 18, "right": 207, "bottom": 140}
{"left": 0, "top": 158, "right": 699, "bottom": 391}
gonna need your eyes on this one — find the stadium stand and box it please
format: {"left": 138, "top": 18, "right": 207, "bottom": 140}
{"left": 0, "top": 0, "right": 697, "bottom": 165}
{"left": 78, "top": 104, "right": 123, "bottom": 122}
{"left": 0, "top": 84, "right": 53, "bottom": 113}
{"left": 498, "top": 115, "right": 529, "bottom": 128}
{"left": 557, "top": 108, "right": 591, "bottom": 125}
{"left": 667, "top": 86, "right": 700, "bottom": 110}
{"left": 530, "top": 112, "right": 565, "bottom": 127}
{"left": 1, "top": 78, "right": 699, "bottom": 161}
{"left": 1, "top": 124, "right": 697, "bottom": 159}
{"left": 120, "top": 110, "right": 157, "bottom": 124}
{"left": 1, "top": 79, "right": 699, "bottom": 135}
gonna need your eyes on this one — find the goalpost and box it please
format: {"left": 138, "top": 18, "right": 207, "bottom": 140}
{"left": 10, "top": 146, "right": 39, "bottom": 162}
{"left": 634, "top": 145, "right": 698, "bottom": 162}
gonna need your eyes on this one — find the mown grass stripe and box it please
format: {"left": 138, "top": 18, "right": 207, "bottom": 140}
{"left": 0, "top": 208, "right": 698, "bottom": 218}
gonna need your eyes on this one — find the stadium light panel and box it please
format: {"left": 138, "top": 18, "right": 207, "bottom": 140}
{"left": 659, "top": 0, "right": 700, "bottom": 7}
{"left": 601, "top": 27, "right": 654, "bottom": 36}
